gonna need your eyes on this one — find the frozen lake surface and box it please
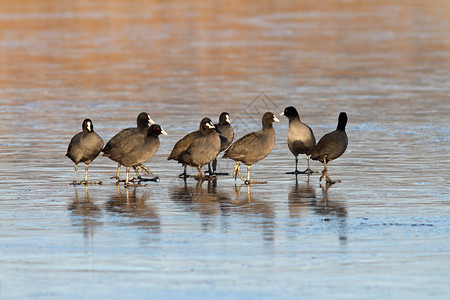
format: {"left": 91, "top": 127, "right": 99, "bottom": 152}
{"left": 0, "top": 0, "right": 449, "bottom": 299}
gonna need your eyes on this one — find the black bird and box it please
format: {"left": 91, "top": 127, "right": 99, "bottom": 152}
{"left": 223, "top": 112, "right": 279, "bottom": 184}
{"left": 178, "top": 118, "right": 221, "bottom": 179}
{"left": 280, "top": 106, "right": 316, "bottom": 174}
{"left": 210, "top": 112, "right": 234, "bottom": 174}
{"left": 66, "top": 119, "right": 104, "bottom": 185}
{"left": 311, "top": 112, "right": 348, "bottom": 184}
{"left": 168, "top": 118, "right": 210, "bottom": 178}
{"left": 103, "top": 112, "right": 155, "bottom": 180}
{"left": 106, "top": 124, "right": 167, "bottom": 186}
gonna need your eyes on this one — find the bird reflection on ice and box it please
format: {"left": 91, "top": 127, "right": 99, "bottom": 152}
{"left": 288, "top": 175, "right": 317, "bottom": 219}
{"left": 68, "top": 185, "right": 102, "bottom": 245}
{"left": 168, "top": 179, "right": 276, "bottom": 243}
{"left": 105, "top": 185, "right": 160, "bottom": 232}
{"left": 316, "top": 183, "right": 348, "bottom": 244}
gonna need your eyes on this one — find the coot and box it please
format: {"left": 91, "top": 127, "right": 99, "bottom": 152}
{"left": 311, "top": 112, "right": 348, "bottom": 184}
{"left": 178, "top": 118, "right": 221, "bottom": 179}
{"left": 168, "top": 118, "right": 209, "bottom": 178}
{"left": 210, "top": 112, "right": 234, "bottom": 174}
{"left": 103, "top": 112, "right": 155, "bottom": 180}
{"left": 66, "top": 119, "right": 104, "bottom": 185}
{"left": 223, "top": 112, "right": 279, "bottom": 184}
{"left": 107, "top": 124, "right": 167, "bottom": 186}
{"left": 280, "top": 106, "right": 316, "bottom": 174}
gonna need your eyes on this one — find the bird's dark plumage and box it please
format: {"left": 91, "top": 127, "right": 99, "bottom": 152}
{"left": 107, "top": 124, "right": 167, "bottom": 185}
{"left": 66, "top": 119, "right": 104, "bottom": 184}
{"left": 177, "top": 118, "right": 221, "bottom": 178}
{"left": 102, "top": 112, "right": 155, "bottom": 180}
{"left": 167, "top": 130, "right": 202, "bottom": 162}
{"left": 311, "top": 112, "right": 348, "bottom": 184}
{"left": 168, "top": 118, "right": 216, "bottom": 178}
{"left": 210, "top": 112, "right": 234, "bottom": 174}
{"left": 280, "top": 106, "right": 316, "bottom": 174}
{"left": 223, "top": 112, "right": 279, "bottom": 183}
{"left": 216, "top": 112, "right": 234, "bottom": 152}
{"left": 103, "top": 112, "right": 154, "bottom": 156}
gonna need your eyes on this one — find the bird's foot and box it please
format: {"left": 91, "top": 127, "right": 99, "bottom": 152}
{"left": 232, "top": 164, "right": 244, "bottom": 181}
{"left": 205, "top": 174, "right": 217, "bottom": 181}
{"left": 319, "top": 170, "right": 340, "bottom": 185}
{"left": 193, "top": 174, "right": 216, "bottom": 181}
{"left": 244, "top": 180, "right": 267, "bottom": 185}
{"left": 325, "top": 177, "right": 340, "bottom": 185}
{"left": 130, "top": 176, "right": 143, "bottom": 182}
{"left": 286, "top": 168, "right": 316, "bottom": 175}
{"left": 286, "top": 170, "right": 302, "bottom": 175}
{"left": 304, "top": 168, "right": 318, "bottom": 175}
{"left": 111, "top": 176, "right": 127, "bottom": 182}
{"left": 124, "top": 182, "right": 147, "bottom": 187}
{"left": 319, "top": 170, "right": 326, "bottom": 182}
{"left": 135, "top": 164, "right": 152, "bottom": 175}
{"left": 71, "top": 180, "right": 102, "bottom": 185}
{"left": 140, "top": 176, "right": 160, "bottom": 182}
{"left": 205, "top": 171, "right": 229, "bottom": 176}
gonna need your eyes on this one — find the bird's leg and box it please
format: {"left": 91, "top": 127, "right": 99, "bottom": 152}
{"left": 131, "top": 164, "right": 154, "bottom": 182}
{"left": 195, "top": 166, "right": 204, "bottom": 180}
{"left": 304, "top": 155, "right": 315, "bottom": 174}
{"left": 206, "top": 163, "right": 213, "bottom": 175}
{"left": 323, "top": 161, "right": 338, "bottom": 185}
{"left": 136, "top": 164, "right": 152, "bottom": 175}
{"left": 80, "top": 163, "right": 101, "bottom": 185}
{"left": 125, "top": 167, "right": 130, "bottom": 186}
{"left": 124, "top": 166, "right": 147, "bottom": 187}
{"left": 233, "top": 162, "right": 244, "bottom": 181}
{"left": 134, "top": 166, "right": 141, "bottom": 177}
{"left": 286, "top": 156, "right": 301, "bottom": 175}
{"left": 319, "top": 157, "right": 327, "bottom": 182}
{"left": 205, "top": 164, "right": 217, "bottom": 180}
{"left": 212, "top": 158, "right": 217, "bottom": 173}
{"left": 211, "top": 158, "right": 229, "bottom": 176}
{"left": 245, "top": 165, "right": 267, "bottom": 185}
{"left": 71, "top": 164, "right": 78, "bottom": 184}
{"left": 111, "top": 163, "right": 122, "bottom": 180}
{"left": 245, "top": 165, "right": 251, "bottom": 183}
{"left": 179, "top": 165, "right": 189, "bottom": 178}
{"left": 131, "top": 165, "right": 143, "bottom": 182}
{"left": 83, "top": 164, "right": 88, "bottom": 182}
{"left": 319, "top": 157, "right": 338, "bottom": 185}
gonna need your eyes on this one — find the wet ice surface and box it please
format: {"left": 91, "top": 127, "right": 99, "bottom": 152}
{"left": 1, "top": 0, "right": 450, "bottom": 299}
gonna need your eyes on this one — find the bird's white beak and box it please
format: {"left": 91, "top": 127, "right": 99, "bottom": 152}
{"left": 279, "top": 111, "right": 284, "bottom": 116}
{"left": 273, "top": 116, "right": 280, "bottom": 122}
{"left": 206, "top": 122, "right": 215, "bottom": 129}
{"left": 226, "top": 114, "right": 231, "bottom": 124}
{"left": 148, "top": 116, "right": 156, "bottom": 125}
{"left": 161, "top": 128, "right": 168, "bottom": 135}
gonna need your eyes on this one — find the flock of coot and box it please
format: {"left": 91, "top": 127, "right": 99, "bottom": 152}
{"left": 66, "top": 107, "right": 348, "bottom": 186}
